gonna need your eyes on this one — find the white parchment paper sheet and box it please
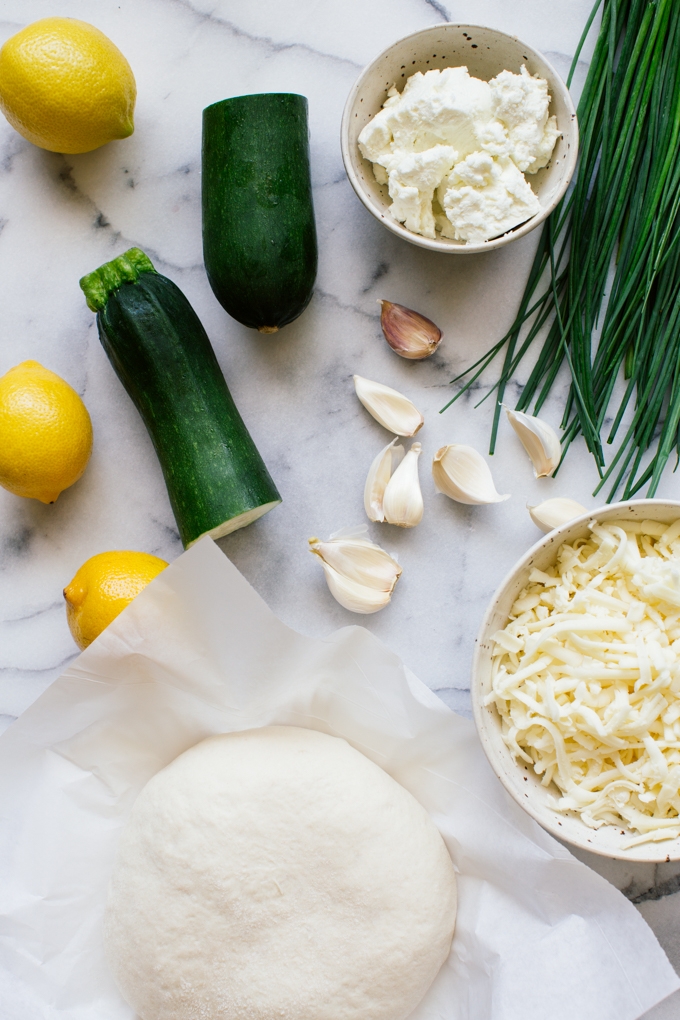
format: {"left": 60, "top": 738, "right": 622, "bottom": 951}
{"left": 0, "top": 538, "right": 678, "bottom": 1020}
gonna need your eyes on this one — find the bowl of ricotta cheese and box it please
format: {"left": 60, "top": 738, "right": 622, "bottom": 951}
{"left": 341, "top": 24, "right": 578, "bottom": 252}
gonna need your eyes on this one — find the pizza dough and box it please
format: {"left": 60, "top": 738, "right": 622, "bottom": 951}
{"left": 104, "top": 725, "right": 457, "bottom": 1020}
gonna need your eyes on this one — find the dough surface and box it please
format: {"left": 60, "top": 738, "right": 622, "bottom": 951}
{"left": 104, "top": 725, "right": 457, "bottom": 1020}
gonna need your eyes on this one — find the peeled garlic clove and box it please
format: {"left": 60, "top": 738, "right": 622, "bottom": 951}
{"left": 308, "top": 527, "right": 402, "bottom": 614}
{"left": 432, "top": 444, "right": 509, "bottom": 505}
{"left": 379, "top": 300, "right": 442, "bottom": 360}
{"left": 364, "top": 438, "right": 404, "bottom": 522}
{"left": 382, "top": 442, "right": 424, "bottom": 527}
{"left": 505, "top": 407, "right": 561, "bottom": 478}
{"left": 353, "top": 375, "right": 424, "bottom": 436}
{"left": 528, "top": 497, "right": 587, "bottom": 533}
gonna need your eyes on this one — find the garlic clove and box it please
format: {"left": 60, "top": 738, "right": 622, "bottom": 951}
{"left": 309, "top": 529, "right": 402, "bottom": 591}
{"left": 379, "top": 300, "right": 442, "bottom": 360}
{"left": 364, "top": 438, "right": 404, "bottom": 522}
{"left": 318, "top": 561, "right": 394, "bottom": 614}
{"left": 505, "top": 407, "right": 561, "bottom": 478}
{"left": 432, "top": 444, "right": 509, "bottom": 505}
{"left": 528, "top": 497, "right": 587, "bottom": 533}
{"left": 382, "top": 442, "right": 424, "bottom": 527}
{"left": 308, "top": 527, "right": 402, "bottom": 616}
{"left": 353, "top": 375, "right": 424, "bottom": 436}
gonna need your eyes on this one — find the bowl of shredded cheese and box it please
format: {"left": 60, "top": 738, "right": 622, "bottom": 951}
{"left": 341, "top": 23, "right": 577, "bottom": 253}
{"left": 473, "top": 499, "right": 680, "bottom": 861}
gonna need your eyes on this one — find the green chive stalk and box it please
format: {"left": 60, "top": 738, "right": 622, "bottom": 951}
{"left": 443, "top": 0, "right": 680, "bottom": 501}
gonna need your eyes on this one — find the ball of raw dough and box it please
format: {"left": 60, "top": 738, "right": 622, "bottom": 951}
{"left": 105, "top": 726, "right": 457, "bottom": 1020}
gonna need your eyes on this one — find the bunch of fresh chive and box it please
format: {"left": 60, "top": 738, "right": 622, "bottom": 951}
{"left": 443, "top": 0, "right": 680, "bottom": 501}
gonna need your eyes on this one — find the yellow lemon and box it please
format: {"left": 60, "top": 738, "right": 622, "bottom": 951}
{"left": 0, "top": 17, "right": 136, "bottom": 154}
{"left": 0, "top": 360, "right": 93, "bottom": 503}
{"left": 64, "top": 551, "right": 169, "bottom": 650}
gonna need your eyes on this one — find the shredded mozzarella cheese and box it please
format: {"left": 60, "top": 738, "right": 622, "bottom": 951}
{"left": 488, "top": 518, "right": 680, "bottom": 847}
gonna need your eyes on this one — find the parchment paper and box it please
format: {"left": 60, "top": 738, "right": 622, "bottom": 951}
{"left": 0, "top": 538, "right": 677, "bottom": 1020}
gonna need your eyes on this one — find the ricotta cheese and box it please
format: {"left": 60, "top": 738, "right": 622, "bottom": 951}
{"left": 358, "top": 65, "right": 559, "bottom": 243}
{"left": 437, "top": 152, "right": 540, "bottom": 244}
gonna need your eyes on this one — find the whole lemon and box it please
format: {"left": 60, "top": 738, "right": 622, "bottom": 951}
{"left": 0, "top": 360, "right": 93, "bottom": 503}
{"left": 0, "top": 17, "right": 136, "bottom": 154}
{"left": 64, "top": 551, "right": 169, "bottom": 650}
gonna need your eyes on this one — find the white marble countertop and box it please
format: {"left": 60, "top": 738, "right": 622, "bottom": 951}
{"left": 0, "top": 1, "right": 679, "bottom": 1017}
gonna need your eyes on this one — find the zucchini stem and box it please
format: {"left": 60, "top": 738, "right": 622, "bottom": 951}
{"left": 79, "top": 247, "right": 157, "bottom": 312}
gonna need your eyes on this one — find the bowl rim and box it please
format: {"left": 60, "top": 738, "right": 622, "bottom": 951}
{"left": 471, "top": 497, "right": 680, "bottom": 861}
{"left": 340, "top": 22, "right": 579, "bottom": 254}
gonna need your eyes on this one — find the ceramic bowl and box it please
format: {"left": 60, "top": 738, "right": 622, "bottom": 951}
{"left": 341, "top": 23, "right": 578, "bottom": 254}
{"left": 472, "top": 499, "right": 680, "bottom": 862}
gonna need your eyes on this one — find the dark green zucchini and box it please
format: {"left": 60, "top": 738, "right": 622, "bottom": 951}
{"left": 79, "top": 248, "right": 281, "bottom": 548}
{"left": 202, "top": 93, "right": 317, "bottom": 333}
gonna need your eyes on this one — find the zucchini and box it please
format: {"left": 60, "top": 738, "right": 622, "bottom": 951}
{"left": 202, "top": 93, "right": 317, "bottom": 333}
{"left": 79, "top": 248, "right": 281, "bottom": 548}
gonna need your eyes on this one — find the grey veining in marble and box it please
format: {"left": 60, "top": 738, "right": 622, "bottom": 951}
{"left": 0, "top": 1, "right": 679, "bottom": 1017}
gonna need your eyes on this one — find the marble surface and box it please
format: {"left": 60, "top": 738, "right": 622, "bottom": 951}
{"left": 0, "top": 1, "right": 679, "bottom": 1017}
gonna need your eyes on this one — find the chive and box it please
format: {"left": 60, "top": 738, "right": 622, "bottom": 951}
{"left": 443, "top": 0, "right": 680, "bottom": 501}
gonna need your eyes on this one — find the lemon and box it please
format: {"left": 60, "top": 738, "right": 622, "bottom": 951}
{"left": 64, "top": 551, "right": 169, "bottom": 650}
{"left": 0, "top": 17, "right": 136, "bottom": 154}
{"left": 0, "top": 360, "right": 93, "bottom": 503}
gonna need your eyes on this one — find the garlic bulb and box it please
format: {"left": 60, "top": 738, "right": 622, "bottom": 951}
{"left": 364, "top": 438, "right": 404, "bottom": 522}
{"left": 379, "top": 300, "right": 442, "bottom": 360}
{"left": 382, "top": 442, "right": 424, "bottom": 527}
{"left": 432, "top": 444, "right": 509, "bottom": 505}
{"left": 528, "top": 497, "right": 587, "bottom": 533}
{"left": 353, "top": 375, "right": 424, "bottom": 436}
{"left": 308, "top": 526, "right": 402, "bottom": 614}
{"left": 505, "top": 407, "right": 561, "bottom": 478}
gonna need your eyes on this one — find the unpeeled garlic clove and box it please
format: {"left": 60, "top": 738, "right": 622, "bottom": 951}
{"left": 505, "top": 407, "right": 561, "bottom": 478}
{"left": 379, "top": 300, "right": 442, "bottom": 360}
{"left": 432, "top": 444, "right": 509, "bottom": 505}
{"left": 308, "top": 526, "right": 402, "bottom": 614}
{"left": 382, "top": 442, "right": 423, "bottom": 527}
{"left": 528, "top": 497, "right": 587, "bottom": 533}
{"left": 353, "top": 375, "right": 424, "bottom": 436}
{"left": 364, "top": 438, "right": 404, "bottom": 522}
{"left": 319, "top": 563, "right": 395, "bottom": 614}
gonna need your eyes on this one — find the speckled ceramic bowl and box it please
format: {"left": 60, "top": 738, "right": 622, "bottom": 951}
{"left": 472, "top": 499, "right": 680, "bottom": 862}
{"left": 341, "top": 23, "right": 578, "bottom": 254}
